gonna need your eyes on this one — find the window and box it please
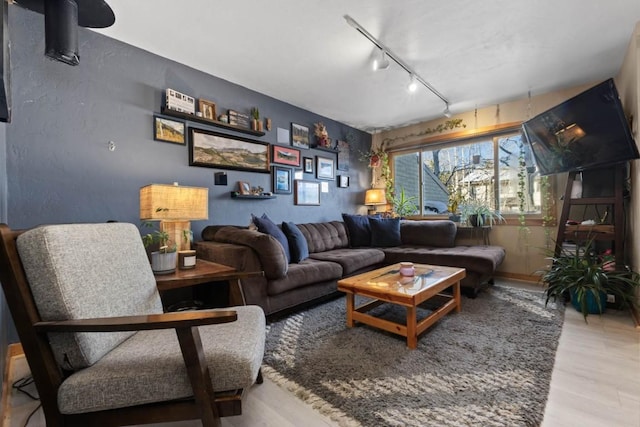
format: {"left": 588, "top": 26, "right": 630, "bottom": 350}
{"left": 391, "top": 129, "right": 543, "bottom": 219}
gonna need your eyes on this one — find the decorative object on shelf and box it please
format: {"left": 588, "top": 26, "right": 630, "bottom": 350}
{"left": 178, "top": 250, "right": 197, "bottom": 270}
{"left": 272, "top": 145, "right": 301, "bottom": 167}
{"left": 140, "top": 183, "right": 208, "bottom": 254}
{"left": 291, "top": 123, "right": 310, "bottom": 149}
{"left": 189, "top": 128, "right": 270, "bottom": 173}
{"left": 303, "top": 157, "right": 313, "bottom": 173}
{"left": 161, "top": 106, "right": 265, "bottom": 136}
{"left": 198, "top": 99, "right": 217, "bottom": 121}
{"left": 165, "top": 88, "right": 195, "bottom": 114}
{"left": 316, "top": 155, "right": 335, "bottom": 180}
{"left": 153, "top": 115, "right": 185, "bottom": 145}
{"left": 228, "top": 109, "right": 251, "bottom": 128}
{"left": 230, "top": 192, "right": 276, "bottom": 200}
{"left": 265, "top": 118, "right": 272, "bottom": 131}
{"left": 337, "top": 139, "right": 349, "bottom": 171}
{"left": 364, "top": 188, "right": 387, "bottom": 215}
{"left": 538, "top": 240, "right": 640, "bottom": 321}
{"left": 272, "top": 165, "right": 293, "bottom": 194}
{"left": 218, "top": 114, "right": 229, "bottom": 123}
{"left": 314, "top": 122, "right": 331, "bottom": 148}
{"left": 250, "top": 107, "right": 263, "bottom": 132}
{"left": 294, "top": 180, "right": 321, "bottom": 206}
{"left": 238, "top": 181, "right": 251, "bottom": 195}
{"left": 338, "top": 175, "right": 349, "bottom": 188}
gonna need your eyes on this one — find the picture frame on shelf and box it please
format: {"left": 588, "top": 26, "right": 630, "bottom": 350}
{"left": 338, "top": 175, "right": 350, "bottom": 188}
{"left": 272, "top": 145, "right": 301, "bottom": 167}
{"left": 198, "top": 99, "right": 217, "bottom": 121}
{"left": 337, "top": 140, "right": 350, "bottom": 171}
{"left": 294, "top": 180, "right": 320, "bottom": 206}
{"left": 238, "top": 181, "right": 251, "bottom": 195}
{"left": 272, "top": 166, "right": 293, "bottom": 194}
{"left": 291, "top": 123, "right": 310, "bottom": 149}
{"left": 153, "top": 115, "right": 186, "bottom": 145}
{"left": 316, "top": 155, "right": 335, "bottom": 180}
{"left": 165, "top": 88, "right": 195, "bottom": 114}
{"left": 189, "top": 128, "right": 270, "bottom": 173}
{"left": 303, "top": 157, "right": 313, "bottom": 174}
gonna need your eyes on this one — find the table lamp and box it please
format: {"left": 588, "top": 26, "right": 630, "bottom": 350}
{"left": 364, "top": 188, "right": 387, "bottom": 215}
{"left": 140, "top": 183, "right": 209, "bottom": 252}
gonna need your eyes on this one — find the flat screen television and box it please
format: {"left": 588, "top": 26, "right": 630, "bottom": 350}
{"left": 522, "top": 78, "right": 638, "bottom": 176}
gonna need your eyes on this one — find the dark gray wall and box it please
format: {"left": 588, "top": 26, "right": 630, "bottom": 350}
{"left": 0, "top": 4, "right": 372, "bottom": 375}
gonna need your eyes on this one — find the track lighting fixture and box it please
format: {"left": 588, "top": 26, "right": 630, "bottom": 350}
{"left": 443, "top": 104, "right": 452, "bottom": 118}
{"left": 372, "top": 49, "right": 390, "bottom": 71}
{"left": 344, "top": 14, "right": 451, "bottom": 117}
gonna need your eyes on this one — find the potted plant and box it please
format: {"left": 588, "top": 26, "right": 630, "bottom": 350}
{"left": 538, "top": 241, "right": 640, "bottom": 321}
{"left": 141, "top": 225, "right": 179, "bottom": 274}
{"left": 391, "top": 187, "right": 418, "bottom": 218}
{"left": 461, "top": 202, "right": 505, "bottom": 227}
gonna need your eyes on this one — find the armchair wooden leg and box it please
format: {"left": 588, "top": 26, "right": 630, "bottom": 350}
{"left": 256, "top": 368, "right": 264, "bottom": 384}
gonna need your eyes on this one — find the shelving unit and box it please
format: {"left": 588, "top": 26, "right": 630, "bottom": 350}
{"left": 230, "top": 192, "right": 276, "bottom": 200}
{"left": 160, "top": 107, "right": 266, "bottom": 137}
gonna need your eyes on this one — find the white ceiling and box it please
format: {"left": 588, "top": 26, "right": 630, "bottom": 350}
{"left": 94, "top": 0, "right": 640, "bottom": 133}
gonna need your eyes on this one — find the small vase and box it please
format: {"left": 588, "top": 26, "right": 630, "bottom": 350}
{"left": 151, "top": 251, "right": 177, "bottom": 274}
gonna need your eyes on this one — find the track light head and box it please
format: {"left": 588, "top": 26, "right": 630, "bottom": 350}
{"left": 408, "top": 75, "right": 418, "bottom": 93}
{"left": 443, "top": 104, "right": 452, "bottom": 118}
{"left": 372, "top": 50, "right": 390, "bottom": 71}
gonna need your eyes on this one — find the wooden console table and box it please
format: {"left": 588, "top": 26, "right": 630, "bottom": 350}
{"left": 154, "top": 259, "right": 263, "bottom": 306}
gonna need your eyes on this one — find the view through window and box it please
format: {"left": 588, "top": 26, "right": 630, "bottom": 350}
{"left": 392, "top": 131, "right": 542, "bottom": 218}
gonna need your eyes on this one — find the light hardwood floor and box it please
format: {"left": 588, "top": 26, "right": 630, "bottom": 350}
{"left": 3, "top": 279, "right": 639, "bottom": 427}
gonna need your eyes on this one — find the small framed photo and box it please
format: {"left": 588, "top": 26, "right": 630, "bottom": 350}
{"left": 238, "top": 181, "right": 251, "bottom": 195}
{"left": 272, "top": 145, "right": 301, "bottom": 167}
{"left": 153, "top": 115, "right": 186, "bottom": 145}
{"left": 198, "top": 99, "right": 217, "bottom": 121}
{"left": 272, "top": 166, "right": 293, "bottom": 194}
{"left": 303, "top": 157, "right": 313, "bottom": 174}
{"left": 294, "top": 180, "right": 320, "bottom": 206}
{"left": 291, "top": 123, "right": 310, "bottom": 149}
{"left": 338, "top": 175, "right": 350, "bottom": 188}
{"left": 316, "top": 156, "right": 335, "bottom": 180}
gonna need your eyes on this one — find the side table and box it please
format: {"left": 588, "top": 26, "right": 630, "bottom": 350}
{"left": 154, "top": 259, "right": 263, "bottom": 307}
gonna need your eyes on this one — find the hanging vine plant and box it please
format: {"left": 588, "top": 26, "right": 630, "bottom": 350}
{"left": 517, "top": 146, "right": 531, "bottom": 242}
{"left": 381, "top": 119, "right": 466, "bottom": 145}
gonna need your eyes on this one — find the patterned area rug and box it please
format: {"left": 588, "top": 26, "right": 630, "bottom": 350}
{"left": 263, "top": 285, "right": 564, "bottom": 427}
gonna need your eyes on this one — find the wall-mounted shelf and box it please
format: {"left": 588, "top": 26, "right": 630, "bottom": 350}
{"left": 160, "top": 107, "right": 266, "bottom": 137}
{"left": 312, "top": 146, "right": 339, "bottom": 154}
{"left": 230, "top": 192, "right": 276, "bottom": 200}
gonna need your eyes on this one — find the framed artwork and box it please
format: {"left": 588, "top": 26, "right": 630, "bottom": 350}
{"left": 198, "top": 99, "right": 217, "bottom": 120}
{"left": 272, "top": 145, "right": 301, "bottom": 167}
{"left": 316, "top": 155, "right": 335, "bottom": 180}
{"left": 238, "top": 181, "right": 251, "bottom": 195}
{"left": 272, "top": 166, "right": 293, "bottom": 194}
{"left": 189, "top": 128, "right": 270, "bottom": 173}
{"left": 337, "top": 140, "right": 350, "bottom": 171}
{"left": 294, "top": 180, "right": 320, "bottom": 206}
{"left": 153, "top": 115, "right": 186, "bottom": 145}
{"left": 338, "top": 175, "right": 350, "bottom": 188}
{"left": 303, "top": 157, "right": 314, "bottom": 173}
{"left": 291, "top": 123, "right": 310, "bottom": 149}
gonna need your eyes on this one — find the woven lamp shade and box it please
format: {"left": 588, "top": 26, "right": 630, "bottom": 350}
{"left": 364, "top": 188, "right": 387, "bottom": 205}
{"left": 140, "top": 184, "right": 208, "bottom": 220}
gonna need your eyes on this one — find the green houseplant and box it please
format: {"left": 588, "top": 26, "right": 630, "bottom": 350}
{"left": 461, "top": 202, "right": 505, "bottom": 227}
{"left": 538, "top": 241, "right": 640, "bottom": 321}
{"left": 141, "top": 224, "right": 189, "bottom": 274}
{"left": 391, "top": 187, "right": 418, "bottom": 218}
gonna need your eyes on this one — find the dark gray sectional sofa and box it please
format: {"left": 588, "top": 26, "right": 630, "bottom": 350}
{"left": 195, "top": 220, "right": 505, "bottom": 317}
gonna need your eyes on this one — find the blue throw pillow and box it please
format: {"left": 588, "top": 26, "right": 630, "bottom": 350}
{"left": 369, "top": 217, "right": 401, "bottom": 247}
{"left": 342, "top": 213, "right": 373, "bottom": 247}
{"left": 252, "top": 214, "right": 291, "bottom": 263}
{"left": 282, "top": 222, "right": 309, "bottom": 263}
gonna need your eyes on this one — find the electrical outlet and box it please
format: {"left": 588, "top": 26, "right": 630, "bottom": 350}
{"left": 606, "top": 294, "right": 616, "bottom": 303}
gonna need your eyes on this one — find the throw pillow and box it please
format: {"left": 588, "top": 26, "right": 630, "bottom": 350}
{"left": 282, "top": 222, "right": 309, "bottom": 263}
{"left": 341, "top": 213, "right": 372, "bottom": 247}
{"left": 252, "top": 214, "right": 291, "bottom": 263}
{"left": 369, "top": 217, "right": 401, "bottom": 247}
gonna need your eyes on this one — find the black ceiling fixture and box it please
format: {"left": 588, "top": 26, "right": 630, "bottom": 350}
{"left": 15, "top": 0, "right": 115, "bottom": 66}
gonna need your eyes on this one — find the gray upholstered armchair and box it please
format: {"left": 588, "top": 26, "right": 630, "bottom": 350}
{"left": 0, "top": 222, "right": 266, "bottom": 427}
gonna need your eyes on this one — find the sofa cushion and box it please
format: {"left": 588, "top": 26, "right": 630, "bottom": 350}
{"left": 297, "top": 221, "right": 348, "bottom": 253}
{"left": 214, "top": 227, "right": 288, "bottom": 279}
{"left": 400, "top": 220, "right": 457, "bottom": 248}
{"left": 282, "top": 222, "right": 309, "bottom": 263}
{"left": 252, "top": 214, "right": 291, "bottom": 263}
{"left": 341, "top": 214, "right": 373, "bottom": 247}
{"left": 309, "top": 248, "right": 385, "bottom": 276}
{"left": 267, "top": 259, "right": 343, "bottom": 295}
{"left": 369, "top": 217, "right": 401, "bottom": 247}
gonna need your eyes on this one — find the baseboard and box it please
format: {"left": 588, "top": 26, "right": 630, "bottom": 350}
{"left": 2, "top": 343, "right": 24, "bottom": 427}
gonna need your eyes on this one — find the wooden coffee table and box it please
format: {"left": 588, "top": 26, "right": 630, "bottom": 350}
{"left": 337, "top": 263, "right": 466, "bottom": 349}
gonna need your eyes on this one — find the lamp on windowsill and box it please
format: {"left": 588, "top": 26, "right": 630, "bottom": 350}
{"left": 140, "top": 183, "right": 209, "bottom": 253}
{"left": 364, "top": 188, "right": 387, "bottom": 215}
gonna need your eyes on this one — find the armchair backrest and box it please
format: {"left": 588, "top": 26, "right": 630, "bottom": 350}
{"left": 16, "top": 223, "right": 163, "bottom": 369}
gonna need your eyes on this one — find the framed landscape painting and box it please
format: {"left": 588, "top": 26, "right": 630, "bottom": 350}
{"left": 189, "top": 128, "right": 270, "bottom": 173}
{"left": 291, "top": 123, "right": 310, "bottom": 149}
{"left": 272, "top": 166, "right": 293, "bottom": 194}
{"left": 316, "top": 156, "right": 335, "bottom": 180}
{"left": 272, "top": 145, "right": 301, "bottom": 167}
{"left": 154, "top": 115, "right": 185, "bottom": 145}
{"left": 294, "top": 180, "right": 320, "bottom": 205}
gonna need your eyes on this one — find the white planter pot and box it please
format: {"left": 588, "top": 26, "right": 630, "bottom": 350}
{"left": 150, "top": 251, "right": 177, "bottom": 274}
